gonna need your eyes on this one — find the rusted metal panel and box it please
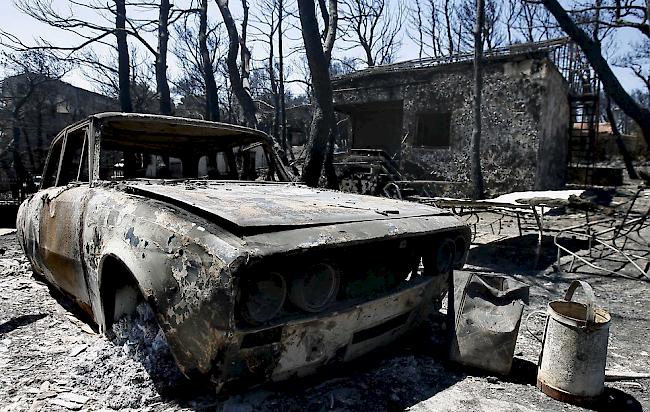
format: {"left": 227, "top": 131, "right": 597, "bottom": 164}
{"left": 221, "top": 277, "right": 436, "bottom": 386}
{"left": 244, "top": 215, "right": 469, "bottom": 257}
{"left": 38, "top": 186, "right": 92, "bottom": 308}
{"left": 79, "top": 187, "right": 245, "bottom": 375}
{"left": 126, "top": 181, "right": 453, "bottom": 229}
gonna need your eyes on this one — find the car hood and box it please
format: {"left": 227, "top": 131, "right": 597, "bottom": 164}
{"left": 124, "top": 181, "right": 452, "bottom": 231}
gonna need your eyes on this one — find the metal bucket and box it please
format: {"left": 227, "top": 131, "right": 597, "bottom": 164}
{"left": 449, "top": 272, "right": 529, "bottom": 375}
{"left": 536, "top": 280, "right": 611, "bottom": 405}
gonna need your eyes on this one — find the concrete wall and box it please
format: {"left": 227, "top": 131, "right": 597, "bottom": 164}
{"left": 534, "top": 61, "right": 570, "bottom": 189}
{"left": 333, "top": 53, "right": 570, "bottom": 197}
{"left": 595, "top": 133, "right": 648, "bottom": 160}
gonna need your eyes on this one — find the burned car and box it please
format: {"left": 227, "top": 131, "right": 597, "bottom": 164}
{"left": 17, "top": 113, "right": 470, "bottom": 389}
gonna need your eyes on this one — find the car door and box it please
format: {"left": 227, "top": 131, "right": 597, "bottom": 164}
{"left": 38, "top": 126, "right": 93, "bottom": 312}
{"left": 18, "top": 135, "right": 63, "bottom": 277}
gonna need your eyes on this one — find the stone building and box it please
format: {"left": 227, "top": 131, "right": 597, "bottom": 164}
{"left": 332, "top": 46, "right": 571, "bottom": 197}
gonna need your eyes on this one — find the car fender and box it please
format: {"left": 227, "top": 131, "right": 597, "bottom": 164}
{"left": 83, "top": 188, "right": 246, "bottom": 376}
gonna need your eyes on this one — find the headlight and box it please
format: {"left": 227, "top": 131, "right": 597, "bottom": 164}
{"left": 423, "top": 238, "right": 455, "bottom": 275}
{"left": 240, "top": 271, "right": 287, "bottom": 324}
{"left": 289, "top": 262, "right": 340, "bottom": 313}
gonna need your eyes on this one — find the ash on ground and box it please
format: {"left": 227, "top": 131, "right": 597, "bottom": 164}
{"left": 1, "top": 185, "right": 649, "bottom": 411}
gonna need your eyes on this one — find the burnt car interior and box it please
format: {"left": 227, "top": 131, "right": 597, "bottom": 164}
{"left": 97, "top": 118, "right": 285, "bottom": 182}
{"left": 40, "top": 117, "right": 287, "bottom": 190}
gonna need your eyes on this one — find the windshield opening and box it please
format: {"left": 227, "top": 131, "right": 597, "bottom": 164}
{"left": 98, "top": 138, "right": 285, "bottom": 182}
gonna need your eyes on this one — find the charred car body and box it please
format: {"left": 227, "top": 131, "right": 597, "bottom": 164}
{"left": 17, "top": 113, "right": 470, "bottom": 389}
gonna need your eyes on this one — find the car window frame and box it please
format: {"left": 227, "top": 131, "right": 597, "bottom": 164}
{"left": 76, "top": 133, "right": 89, "bottom": 182}
{"left": 39, "top": 132, "right": 65, "bottom": 190}
{"left": 55, "top": 125, "right": 90, "bottom": 187}
{"left": 40, "top": 121, "right": 93, "bottom": 190}
{"left": 54, "top": 130, "right": 68, "bottom": 186}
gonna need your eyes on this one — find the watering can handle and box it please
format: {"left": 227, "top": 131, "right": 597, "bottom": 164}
{"left": 564, "top": 280, "right": 596, "bottom": 323}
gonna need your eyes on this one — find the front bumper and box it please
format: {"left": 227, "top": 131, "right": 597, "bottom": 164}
{"left": 219, "top": 276, "right": 438, "bottom": 387}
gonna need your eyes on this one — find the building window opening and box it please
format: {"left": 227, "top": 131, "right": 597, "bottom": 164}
{"left": 415, "top": 112, "right": 452, "bottom": 148}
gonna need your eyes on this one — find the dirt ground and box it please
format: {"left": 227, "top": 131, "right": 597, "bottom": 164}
{"left": 1, "top": 183, "right": 649, "bottom": 411}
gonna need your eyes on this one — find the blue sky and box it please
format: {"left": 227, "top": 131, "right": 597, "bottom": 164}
{"left": 0, "top": 0, "right": 646, "bottom": 96}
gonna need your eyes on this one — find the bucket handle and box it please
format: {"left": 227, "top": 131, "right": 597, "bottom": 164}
{"left": 564, "top": 280, "right": 596, "bottom": 323}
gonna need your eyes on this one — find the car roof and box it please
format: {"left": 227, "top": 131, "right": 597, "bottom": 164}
{"left": 56, "top": 112, "right": 272, "bottom": 149}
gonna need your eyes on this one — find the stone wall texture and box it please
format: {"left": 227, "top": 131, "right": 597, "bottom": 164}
{"left": 333, "top": 53, "right": 570, "bottom": 197}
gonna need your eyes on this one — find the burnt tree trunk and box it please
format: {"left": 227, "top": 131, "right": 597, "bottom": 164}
{"left": 11, "top": 124, "right": 27, "bottom": 183}
{"left": 606, "top": 97, "right": 639, "bottom": 179}
{"left": 471, "top": 0, "right": 485, "bottom": 200}
{"left": 116, "top": 0, "right": 133, "bottom": 113}
{"left": 267, "top": 12, "right": 293, "bottom": 170}
{"left": 362, "top": 43, "right": 375, "bottom": 67}
{"left": 215, "top": 0, "right": 258, "bottom": 128}
{"left": 542, "top": 0, "right": 650, "bottom": 146}
{"left": 200, "top": 0, "right": 237, "bottom": 175}
{"left": 268, "top": 18, "right": 280, "bottom": 140}
{"left": 200, "top": 0, "right": 220, "bottom": 122}
{"left": 156, "top": 0, "right": 172, "bottom": 115}
{"left": 298, "top": 0, "right": 338, "bottom": 188}
{"left": 278, "top": 0, "right": 287, "bottom": 138}
{"left": 278, "top": 0, "right": 297, "bottom": 174}
{"left": 240, "top": 0, "right": 253, "bottom": 112}
{"left": 444, "top": 0, "right": 454, "bottom": 55}
{"left": 322, "top": 0, "right": 338, "bottom": 185}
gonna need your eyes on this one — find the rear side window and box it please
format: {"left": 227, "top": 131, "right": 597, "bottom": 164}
{"left": 58, "top": 129, "right": 89, "bottom": 185}
{"left": 41, "top": 138, "right": 63, "bottom": 189}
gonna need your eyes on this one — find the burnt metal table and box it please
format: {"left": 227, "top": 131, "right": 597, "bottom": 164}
{"left": 410, "top": 196, "right": 549, "bottom": 243}
{"left": 553, "top": 186, "right": 650, "bottom": 280}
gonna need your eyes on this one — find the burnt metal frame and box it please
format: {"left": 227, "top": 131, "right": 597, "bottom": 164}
{"left": 554, "top": 186, "right": 650, "bottom": 280}
{"left": 412, "top": 197, "right": 547, "bottom": 243}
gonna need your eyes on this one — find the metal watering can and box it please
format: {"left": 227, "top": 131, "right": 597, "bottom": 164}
{"left": 530, "top": 280, "right": 611, "bottom": 405}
